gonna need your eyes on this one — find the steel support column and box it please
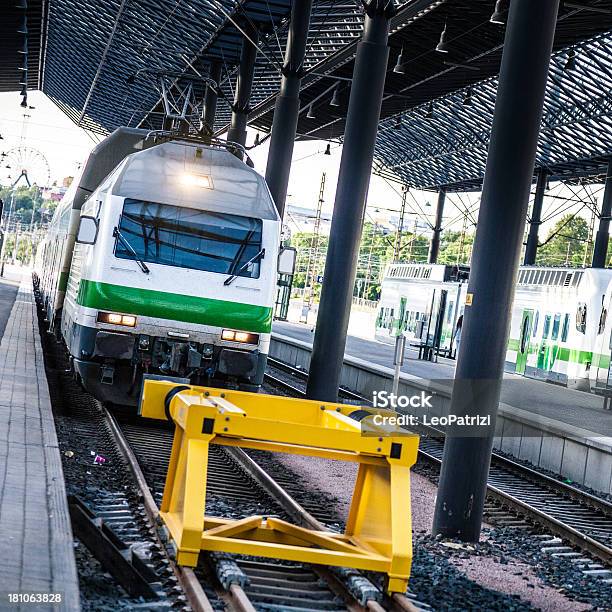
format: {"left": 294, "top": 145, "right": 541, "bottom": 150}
{"left": 227, "top": 23, "right": 259, "bottom": 154}
{"left": 432, "top": 0, "right": 559, "bottom": 541}
{"left": 592, "top": 160, "right": 612, "bottom": 268}
{"left": 265, "top": 0, "right": 313, "bottom": 217}
{"left": 523, "top": 169, "right": 548, "bottom": 265}
{"left": 201, "top": 61, "right": 222, "bottom": 135}
{"left": 306, "top": 0, "right": 395, "bottom": 402}
{"left": 428, "top": 189, "right": 446, "bottom": 263}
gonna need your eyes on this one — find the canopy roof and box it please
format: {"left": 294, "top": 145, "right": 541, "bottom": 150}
{"left": 3, "top": 0, "right": 612, "bottom": 191}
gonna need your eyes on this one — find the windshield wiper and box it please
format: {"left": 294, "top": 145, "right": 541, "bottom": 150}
{"left": 224, "top": 248, "right": 265, "bottom": 286}
{"left": 113, "top": 227, "right": 150, "bottom": 274}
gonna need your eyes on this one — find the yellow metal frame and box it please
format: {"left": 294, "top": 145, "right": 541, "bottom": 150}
{"left": 140, "top": 380, "right": 419, "bottom": 593}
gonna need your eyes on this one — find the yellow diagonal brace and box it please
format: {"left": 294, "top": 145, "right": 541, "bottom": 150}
{"left": 265, "top": 517, "right": 386, "bottom": 559}
{"left": 203, "top": 516, "right": 263, "bottom": 538}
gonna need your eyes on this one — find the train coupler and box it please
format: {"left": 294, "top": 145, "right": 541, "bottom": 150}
{"left": 139, "top": 379, "right": 420, "bottom": 594}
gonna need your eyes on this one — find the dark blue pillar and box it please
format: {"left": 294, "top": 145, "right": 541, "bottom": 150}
{"left": 592, "top": 160, "right": 612, "bottom": 268}
{"left": 428, "top": 189, "right": 446, "bottom": 263}
{"left": 265, "top": 0, "right": 313, "bottom": 217}
{"left": 201, "top": 61, "right": 222, "bottom": 135}
{"left": 306, "top": 0, "right": 395, "bottom": 401}
{"left": 523, "top": 168, "right": 548, "bottom": 265}
{"left": 227, "top": 23, "right": 259, "bottom": 153}
{"left": 432, "top": 0, "right": 560, "bottom": 541}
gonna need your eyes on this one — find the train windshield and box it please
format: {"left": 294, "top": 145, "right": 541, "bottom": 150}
{"left": 115, "top": 199, "right": 263, "bottom": 278}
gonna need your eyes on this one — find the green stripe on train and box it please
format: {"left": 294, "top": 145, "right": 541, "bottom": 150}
{"left": 76, "top": 280, "right": 273, "bottom": 333}
{"left": 507, "top": 337, "right": 605, "bottom": 367}
{"left": 58, "top": 271, "right": 69, "bottom": 293}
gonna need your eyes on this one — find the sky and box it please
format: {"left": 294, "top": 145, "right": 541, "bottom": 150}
{"left": 0, "top": 89, "right": 600, "bottom": 242}
{"left": 0, "top": 90, "right": 466, "bottom": 230}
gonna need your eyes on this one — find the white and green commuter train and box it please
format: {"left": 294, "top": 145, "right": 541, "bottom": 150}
{"left": 35, "top": 128, "right": 293, "bottom": 405}
{"left": 375, "top": 263, "right": 612, "bottom": 391}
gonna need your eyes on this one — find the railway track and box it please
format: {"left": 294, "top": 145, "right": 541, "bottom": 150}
{"left": 35, "top": 288, "right": 424, "bottom": 611}
{"left": 104, "top": 404, "right": 423, "bottom": 612}
{"left": 265, "top": 357, "right": 612, "bottom": 571}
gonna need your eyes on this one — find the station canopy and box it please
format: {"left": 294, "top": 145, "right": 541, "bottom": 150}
{"left": 2, "top": 0, "right": 612, "bottom": 192}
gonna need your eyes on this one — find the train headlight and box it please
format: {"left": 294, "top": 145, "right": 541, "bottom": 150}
{"left": 221, "top": 329, "right": 259, "bottom": 344}
{"left": 181, "top": 173, "right": 212, "bottom": 189}
{"left": 97, "top": 311, "right": 137, "bottom": 327}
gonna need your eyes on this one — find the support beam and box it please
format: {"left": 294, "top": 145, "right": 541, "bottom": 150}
{"left": 265, "top": 0, "right": 314, "bottom": 218}
{"left": 591, "top": 160, "right": 612, "bottom": 268}
{"left": 227, "top": 23, "right": 259, "bottom": 154}
{"left": 428, "top": 189, "right": 446, "bottom": 264}
{"left": 523, "top": 169, "right": 548, "bottom": 265}
{"left": 306, "top": 0, "right": 395, "bottom": 402}
{"left": 201, "top": 61, "right": 222, "bottom": 135}
{"left": 432, "top": 0, "right": 560, "bottom": 541}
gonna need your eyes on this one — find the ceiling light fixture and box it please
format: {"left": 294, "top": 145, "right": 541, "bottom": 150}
{"left": 435, "top": 22, "right": 450, "bottom": 53}
{"left": 393, "top": 47, "right": 406, "bottom": 74}
{"left": 490, "top": 0, "right": 508, "bottom": 25}
{"left": 330, "top": 85, "right": 340, "bottom": 108}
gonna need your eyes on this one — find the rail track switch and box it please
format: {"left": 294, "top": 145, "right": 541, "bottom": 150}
{"left": 140, "top": 380, "right": 420, "bottom": 594}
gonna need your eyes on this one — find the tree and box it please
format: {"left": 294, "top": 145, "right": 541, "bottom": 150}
{"left": 0, "top": 185, "right": 47, "bottom": 226}
{"left": 536, "top": 214, "right": 589, "bottom": 267}
{"left": 438, "top": 229, "right": 475, "bottom": 265}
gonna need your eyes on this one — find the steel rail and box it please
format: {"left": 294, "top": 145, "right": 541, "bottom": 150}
{"left": 101, "top": 403, "right": 219, "bottom": 612}
{"left": 264, "top": 355, "right": 612, "bottom": 566}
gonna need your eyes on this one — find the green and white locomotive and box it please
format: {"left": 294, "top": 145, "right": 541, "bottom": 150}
{"left": 35, "top": 128, "right": 293, "bottom": 405}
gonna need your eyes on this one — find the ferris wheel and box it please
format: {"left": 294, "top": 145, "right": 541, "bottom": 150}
{"left": 1, "top": 146, "right": 51, "bottom": 188}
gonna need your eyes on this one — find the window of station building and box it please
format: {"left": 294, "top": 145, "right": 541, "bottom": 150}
{"left": 115, "top": 199, "right": 263, "bottom": 278}
{"left": 576, "top": 303, "right": 587, "bottom": 334}
{"left": 551, "top": 313, "right": 561, "bottom": 341}
{"left": 542, "top": 314, "right": 552, "bottom": 339}
{"left": 561, "top": 313, "right": 570, "bottom": 342}
{"left": 532, "top": 311, "right": 539, "bottom": 337}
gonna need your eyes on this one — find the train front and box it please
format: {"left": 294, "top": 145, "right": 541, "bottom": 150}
{"left": 69, "top": 140, "right": 282, "bottom": 405}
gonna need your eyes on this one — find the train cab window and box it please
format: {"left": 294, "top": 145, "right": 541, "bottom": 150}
{"left": 598, "top": 306, "right": 607, "bottom": 335}
{"left": 576, "top": 303, "right": 587, "bottom": 334}
{"left": 542, "top": 314, "right": 551, "bottom": 339}
{"left": 116, "top": 199, "right": 263, "bottom": 278}
{"left": 551, "top": 314, "right": 561, "bottom": 341}
{"left": 532, "top": 311, "right": 539, "bottom": 337}
{"left": 561, "top": 314, "right": 570, "bottom": 342}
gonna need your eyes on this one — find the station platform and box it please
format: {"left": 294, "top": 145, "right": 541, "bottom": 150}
{"left": 0, "top": 267, "right": 80, "bottom": 610}
{"left": 271, "top": 320, "right": 612, "bottom": 495}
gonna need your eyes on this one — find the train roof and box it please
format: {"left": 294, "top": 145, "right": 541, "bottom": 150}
{"left": 384, "top": 263, "right": 469, "bottom": 282}
{"left": 111, "top": 141, "right": 280, "bottom": 221}
{"left": 384, "top": 262, "right": 612, "bottom": 290}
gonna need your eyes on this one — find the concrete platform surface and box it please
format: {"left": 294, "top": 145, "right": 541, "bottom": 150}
{"left": 0, "top": 266, "right": 21, "bottom": 343}
{"left": 0, "top": 273, "right": 80, "bottom": 611}
{"left": 273, "top": 320, "right": 612, "bottom": 437}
